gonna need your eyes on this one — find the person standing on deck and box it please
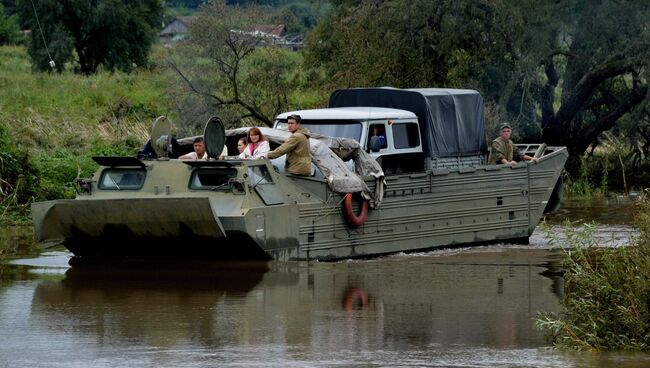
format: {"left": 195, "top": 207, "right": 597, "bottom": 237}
{"left": 264, "top": 114, "right": 311, "bottom": 176}
{"left": 488, "top": 123, "right": 538, "bottom": 165}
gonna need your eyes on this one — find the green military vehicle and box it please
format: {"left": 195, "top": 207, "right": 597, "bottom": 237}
{"left": 31, "top": 88, "right": 567, "bottom": 260}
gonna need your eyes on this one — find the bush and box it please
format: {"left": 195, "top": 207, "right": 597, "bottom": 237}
{"left": 0, "top": 122, "right": 39, "bottom": 223}
{"left": 536, "top": 199, "right": 650, "bottom": 351}
{"left": 0, "top": 4, "right": 21, "bottom": 45}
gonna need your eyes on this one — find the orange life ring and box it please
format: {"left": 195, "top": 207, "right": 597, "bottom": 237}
{"left": 342, "top": 287, "right": 369, "bottom": 311}
{"left": 342, "top": 193, "right": 369, "bottom": 228}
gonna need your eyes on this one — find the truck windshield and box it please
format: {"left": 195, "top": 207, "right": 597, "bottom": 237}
{"left": 275, "top": 120, "right": 362, "bottom": 142}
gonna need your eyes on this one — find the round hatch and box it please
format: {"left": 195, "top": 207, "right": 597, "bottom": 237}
{"left": 150, "top": 116, "right": 173, "bottom": 158}
{"left": 203, "top": 116, "right": 226, "bottom": 159}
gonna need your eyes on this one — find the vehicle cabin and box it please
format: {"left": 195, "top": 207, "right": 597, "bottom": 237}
{"left": 274, "top": 107, "right": 423, "bottom": 175}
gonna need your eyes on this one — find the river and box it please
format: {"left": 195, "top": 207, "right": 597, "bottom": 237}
{"left": 0, "top": 198, "right": 647, "bottom": 368}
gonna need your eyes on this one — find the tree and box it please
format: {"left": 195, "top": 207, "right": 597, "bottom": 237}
{"left": 0, "top": 3, "right": 20, "bottom": 45}
{"left": 304, "top": 0, "right": 650, "bottom": 171}
{"left": 530, "top": 1, "right": 650, "bottom": 160}
{"left": 168, "top": 0, "right": 301, "bottom": 129}
{"left": 17, "top": 0, "right": 163, "bottom": 74}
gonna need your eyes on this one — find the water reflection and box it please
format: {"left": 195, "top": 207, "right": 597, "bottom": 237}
{"left": 20, "top": 249, "right": 565, "bottom": 367}
{"left": 2, "top": 198, "right": 648, "bottom": 367}
{"left": 31, "top": 260, "right": 270, "bottom": 349}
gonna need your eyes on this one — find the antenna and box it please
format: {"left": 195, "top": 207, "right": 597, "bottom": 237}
{"left": 29, "top": 0, "right": 55, "bottom": 70}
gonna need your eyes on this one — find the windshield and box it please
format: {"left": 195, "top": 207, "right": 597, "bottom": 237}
{"left": 189, "top": 168, "right": 237, "bottom": 191}
{"left": 275, "top": 119, "right": 363, "bottom": 142}
{"left": 99, "top": 169, "right": 146, "bottom": 190}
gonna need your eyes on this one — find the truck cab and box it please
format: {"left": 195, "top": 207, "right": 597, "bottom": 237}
{"left": 274, "top": 107, "right": 423, "bottom": 174}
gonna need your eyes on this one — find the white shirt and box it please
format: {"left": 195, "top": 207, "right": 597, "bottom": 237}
{"left": 240, "top": 140, "right": 270, "bottom": 159}
{"left": 179, "top": 151, "right": 208, "bottom": 160}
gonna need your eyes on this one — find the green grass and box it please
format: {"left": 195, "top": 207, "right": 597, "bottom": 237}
{"left": 0, "top": 45, "right": 174, "bottom": 225}
{"left": 0, "top": 45, "right": 172, "bottom": 153}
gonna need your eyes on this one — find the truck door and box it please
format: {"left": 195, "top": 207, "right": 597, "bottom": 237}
{"left": 380, "top": 121, "right": 424, "bottom": 175}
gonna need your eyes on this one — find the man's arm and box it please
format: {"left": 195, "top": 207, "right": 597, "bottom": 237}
{"left": 267, "top": 134, "right": 300, "bottom": 159}
{"left": 514, "top": 145, "right": 538, "bottom": 162}
{"left": 178, "top": 152, "right": 195, "bottom": 160}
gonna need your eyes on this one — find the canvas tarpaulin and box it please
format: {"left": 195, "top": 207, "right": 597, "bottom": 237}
{"left": 226, "top": 127, "right": 385, "bottom": 208}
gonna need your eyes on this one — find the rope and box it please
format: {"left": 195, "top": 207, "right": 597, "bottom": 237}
{"left": 30, "top": 0, "right": 55, "bottom": 70}
{"left": 311, "top": 192, "right": 347, "bottom": 223}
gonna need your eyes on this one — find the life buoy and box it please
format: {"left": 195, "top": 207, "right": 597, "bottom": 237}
{"left": 342, "top": 287, "right": 369, "bottom": 311}
{"left": 342, "top": 193, "right": 369, "bottom": 228}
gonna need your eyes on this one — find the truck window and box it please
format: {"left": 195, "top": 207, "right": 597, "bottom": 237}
{"left": 368, "top": 124, "right": 387, "bottom": 149}
{"left": 392, "top": 123, "right": 420, "bottom": 149}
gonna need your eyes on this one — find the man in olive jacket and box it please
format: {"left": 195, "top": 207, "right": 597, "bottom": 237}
{"left": 488, "top": 123, "right": 538, "bottom": 165}
{"left": 265, "top": 114, "right": 312, "bottom": 176}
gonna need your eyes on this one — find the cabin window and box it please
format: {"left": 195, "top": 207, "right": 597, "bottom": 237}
{"left": 190, "top": 168, "right": 238, "bottom": 190}
{"left": 392, "top": 123, "right": 420, "bottom": 149}
{"left": 367, "top": 124, "right": 388, "bottom": 150}
{"left": 99, "top": 169, "right": 146, "bottom": 190}
{"left": 248, "top": 165, "right": 274, "bottom": 185}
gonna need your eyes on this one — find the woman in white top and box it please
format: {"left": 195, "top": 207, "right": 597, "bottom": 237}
{"left": 240, "top": 127, "right": 270, "bottom": 159}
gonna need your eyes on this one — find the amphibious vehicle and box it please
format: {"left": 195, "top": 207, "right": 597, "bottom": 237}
{"left": 32, "top": 88, "right": 567, "bottom": 260}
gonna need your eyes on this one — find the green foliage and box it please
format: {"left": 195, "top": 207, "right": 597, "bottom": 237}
{"left": 564, "top": 160, "right": 607, "bottom": 199}
{"left": 0, "top": 46, "right": 169, "bottom": 153}
{"left": 16, "top": 0, "right": 163, "bottom": 74}
{"left": 168, "top": 1, "right": 322, "bottom": 131}
{"left": 0, "top": 3, "right": 21, "bottom": 45}
{"left": 31, "top": 150, "right": 90, "bottom": 200}
{"left": 272, "top": 1, "right": 331, "bottom": 34}
{"left": 0, "top": 226, "right": 40, "bottom": 261}
{"left": 305, "top": 1, "right": 511, "bottom": 89}
{"left": 0, "top": 121, "right": 39, "bottom": 224}
{"left": 166, "top": 0, "right": 203, "bottom": 9}
{"left": 0, "top": 45, "right": 172, "bottom": 223}
{"left": 304, "top": 0, "right": 650, "bottom": 176}
{"left": 564, "top": 130, "right": 650, "bottom": 196}
{"left": 537, "top": 212, "right": 650, "bottom": 351}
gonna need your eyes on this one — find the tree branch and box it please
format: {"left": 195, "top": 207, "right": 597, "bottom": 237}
{"left": 168, "top": 60, "right": 226, "bottom": 105}
{"left": 555, "top": 52, "right": 639, "bottom": 125}
{"left": 540, "top": 55, "right": 559, "bottom": 127}
{"left": 579, "top": 85, "right": 649, "bottom": 151}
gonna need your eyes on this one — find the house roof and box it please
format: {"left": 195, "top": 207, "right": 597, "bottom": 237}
{"left": 251, "top": 24, "right": 286, "bottom": 37}
{"left": 175, "top": 16, "right": 196, "bottom": 26}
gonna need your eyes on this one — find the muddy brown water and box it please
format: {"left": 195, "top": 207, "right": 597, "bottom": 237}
{"left": 0, "top": 199, "right": 647, "bottom": 367}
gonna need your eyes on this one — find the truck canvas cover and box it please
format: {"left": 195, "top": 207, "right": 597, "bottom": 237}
{"left": 329, "top": 87, "right": 487, "bottom": 158}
